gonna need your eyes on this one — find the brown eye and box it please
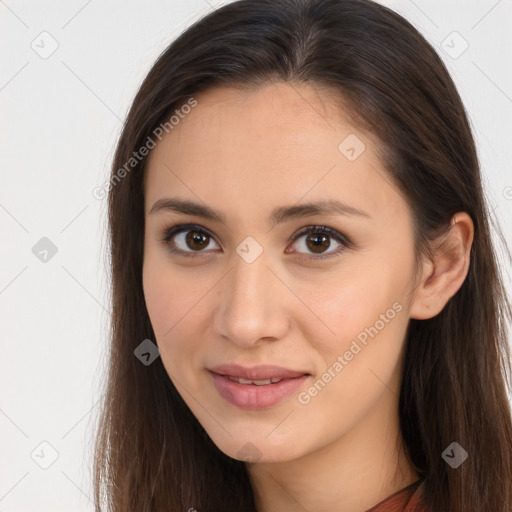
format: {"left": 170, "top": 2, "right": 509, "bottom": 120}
{"left": 185, "top": 231, "right": 210, "bottom": 251}
{"left": 305, "top": 233, "right": 331, "bottom": 253}
{"left": 162, "top": 224, "right": 221, "bottom": 256}
{"left": 288, "top": 225, "right": 350, "bottom": 260}
{"left": 161, "top": 223, "right": 350, "bottom": 260}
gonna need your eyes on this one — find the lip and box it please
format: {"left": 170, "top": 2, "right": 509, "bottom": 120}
{"left": 208, "top": 365, "right": 311, "bottom": 409}
{"left": 209, "top": 363, "right": 309, "bottom": 381}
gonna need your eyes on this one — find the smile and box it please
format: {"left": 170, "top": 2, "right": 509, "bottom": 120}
{"left": 209, "top": 371, "right": 310, "bottom": 409}
{"left": 226, "top": 376, "right": 284, "bottom": 385}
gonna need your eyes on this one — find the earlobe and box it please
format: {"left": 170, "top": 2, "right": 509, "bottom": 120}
{"left": 410, "top": 212, "right": 474, "bottom": 320}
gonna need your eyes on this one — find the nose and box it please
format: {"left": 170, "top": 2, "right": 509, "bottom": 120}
{"left": 212, "top": 250, "right": 291, "bottom": 349}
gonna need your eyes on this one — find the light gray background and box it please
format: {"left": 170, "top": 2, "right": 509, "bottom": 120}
{"left": 1, "top": 1, "right": 511, "bottom": 510}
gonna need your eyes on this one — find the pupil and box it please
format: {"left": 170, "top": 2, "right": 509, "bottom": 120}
{"left": 307, "top": 234, "right": 329, "bottom": 253}
{"left": 186, "top": 231, "right": 208, "bottom": 250}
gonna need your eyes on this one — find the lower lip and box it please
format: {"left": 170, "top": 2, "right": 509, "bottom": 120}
{"left": 209, "top": 371, "right": 310, "bottom": 409}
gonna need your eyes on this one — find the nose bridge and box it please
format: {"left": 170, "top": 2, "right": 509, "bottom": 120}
{"left": 213, "top": 247, "right": 289, "bottom": 346}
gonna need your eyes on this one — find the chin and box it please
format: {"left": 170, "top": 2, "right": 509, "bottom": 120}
{"left": 208, "top": 433, "right": 303, "bottom": 464}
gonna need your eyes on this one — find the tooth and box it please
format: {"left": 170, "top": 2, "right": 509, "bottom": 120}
{"left": 226, "top": 376, "right": 281, "bottom": 385}
{"left": 252, "top": 379, "right": 272, "bottom": 385}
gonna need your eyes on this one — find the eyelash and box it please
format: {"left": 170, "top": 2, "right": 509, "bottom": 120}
{"left": 159, "top": 223, "right": 352, "bottom": 261}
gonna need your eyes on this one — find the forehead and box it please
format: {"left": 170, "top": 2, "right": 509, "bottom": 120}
{"left": 143, "top": 82, "right": 407, "bottom": 225}
{"left": 157, "top": 82, "right": 356, "bottom": 148}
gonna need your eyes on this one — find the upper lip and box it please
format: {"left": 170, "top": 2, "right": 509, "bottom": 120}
{"left": 209, "top": 364, "right": 310, "bottom": 381}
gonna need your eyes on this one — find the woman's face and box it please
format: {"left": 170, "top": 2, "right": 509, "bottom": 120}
{"left": 142, "top": 82, "right": 421, "bottom": 463}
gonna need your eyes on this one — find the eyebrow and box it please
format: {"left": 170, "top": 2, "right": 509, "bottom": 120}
{"left": 149, "top": 197, "right": 371, "bottom": 227}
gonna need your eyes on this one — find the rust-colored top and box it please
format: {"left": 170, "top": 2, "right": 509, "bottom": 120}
{"left": 365, "top": 480, "right": 427, "bottom": 512}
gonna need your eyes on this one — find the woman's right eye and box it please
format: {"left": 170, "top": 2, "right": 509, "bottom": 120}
{"left": 161, "top": 224, "right": 221, "bottom": 257}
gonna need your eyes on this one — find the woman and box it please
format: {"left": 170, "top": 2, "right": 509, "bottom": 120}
{"left": 93, "top": 0, "right": 512, "bottom": 510}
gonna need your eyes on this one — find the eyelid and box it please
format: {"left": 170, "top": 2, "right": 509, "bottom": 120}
{"left": 160, "top": 223, "right": 220, "bottom": 256}
{"left": 160, "top": 223, "right": 352, "bottom": 259}
{"left": 288, "top": 225, "right": 352, "bottom": 248}
{"left": 286, "top": 224, "right": 352, "bottom": 260}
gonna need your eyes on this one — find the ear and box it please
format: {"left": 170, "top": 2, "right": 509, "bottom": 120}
{"left": 410, "top": 212, "right": 474, "bottom": 320}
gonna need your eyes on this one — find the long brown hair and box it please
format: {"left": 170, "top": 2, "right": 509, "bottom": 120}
{"left": 94, "top": 0, "right": 512, "bottom": 510}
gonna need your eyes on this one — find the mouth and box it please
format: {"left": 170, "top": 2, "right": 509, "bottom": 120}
{"left": 209, "top": 363, "right": 310, "bottom": 381}
{"left": 208, "top": 365, "right": 311, "bottom": 409}
{"left": 221, "top": 375, "right": 287, "bottom": 385}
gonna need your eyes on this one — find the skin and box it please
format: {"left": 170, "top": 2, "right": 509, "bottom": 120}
{"left": 142, "top": 82, "right": 474, "bottom": 512}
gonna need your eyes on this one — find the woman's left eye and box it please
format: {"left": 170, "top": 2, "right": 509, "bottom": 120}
{"left": 286, "top": 225, "right": 350, "bottom": 260}
{"left": 160, "top": 223, "right": 351, "bottom": 260}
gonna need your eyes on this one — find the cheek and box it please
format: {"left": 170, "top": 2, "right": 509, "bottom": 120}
{"left": 142, "top": 256, "right": 209, "bottom": 371}
{"left": 303, "top": 259, "right": 411, "bottom": 370}
{"left": 303, "top": 267, "right": 393, "bottom": 332}
{"left": 295, "top": 276, "right": 409, "bottom": 435}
